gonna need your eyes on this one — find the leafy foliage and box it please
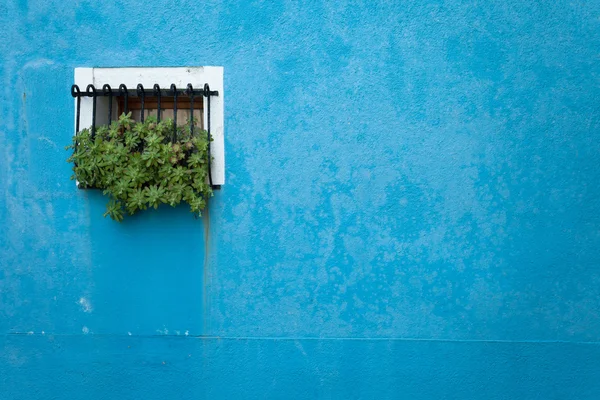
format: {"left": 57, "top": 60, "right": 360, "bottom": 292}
{"left": 67, "top": 113, "right": 212, "bottom": 221}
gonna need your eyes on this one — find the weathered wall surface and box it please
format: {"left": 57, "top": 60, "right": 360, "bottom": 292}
{"left": 1, "top": 1, "right": 600, "bottom": 398}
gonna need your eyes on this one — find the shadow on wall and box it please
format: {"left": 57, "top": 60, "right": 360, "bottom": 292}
{"left": 81, "top": 190, "right": 208, "bottom": 336}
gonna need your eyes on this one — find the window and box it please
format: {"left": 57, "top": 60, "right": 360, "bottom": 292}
{"left": 73, "top": 67, "right": 225, "bottom": 186}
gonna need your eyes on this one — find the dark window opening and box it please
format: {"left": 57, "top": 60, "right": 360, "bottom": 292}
{"left": 118, "top": 96, "right": 204, "bottom": 129}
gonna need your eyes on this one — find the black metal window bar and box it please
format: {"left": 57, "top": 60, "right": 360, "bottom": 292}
{"left": 71, "top": 83, "right": 219, "bottom": 188}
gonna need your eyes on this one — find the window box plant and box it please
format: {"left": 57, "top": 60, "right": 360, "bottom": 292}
{"left": 66, "top": 113, "right": 212, "bottom": 221}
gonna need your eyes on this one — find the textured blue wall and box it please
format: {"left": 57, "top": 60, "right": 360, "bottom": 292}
{"left": 1, "top": 0, "right": 600, "bottom": 398}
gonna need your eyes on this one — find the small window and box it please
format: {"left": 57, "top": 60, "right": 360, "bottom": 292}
{"left": 73, "top": 67, "right": 225, "bottom": 186}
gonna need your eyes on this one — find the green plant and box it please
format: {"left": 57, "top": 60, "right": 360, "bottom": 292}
{"left": 66, "top": 113, "right": 212, "bottom": 221}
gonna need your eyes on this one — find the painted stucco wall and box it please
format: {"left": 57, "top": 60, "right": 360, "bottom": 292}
{"left": 1, "top": 1, "right": 600, "bottom": 398}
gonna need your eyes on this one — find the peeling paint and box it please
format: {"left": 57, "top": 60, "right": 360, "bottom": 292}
{"left": 78, "top": 297, "right": 92, "bottom": 313}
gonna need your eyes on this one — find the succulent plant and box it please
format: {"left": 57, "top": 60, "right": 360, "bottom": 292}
{"left": 66, "top": 113, "right": 212, "bottom": 221}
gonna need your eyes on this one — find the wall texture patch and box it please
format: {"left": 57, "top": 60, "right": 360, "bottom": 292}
{"left": 1, "top": 1, "right": 599, "bottom": 399}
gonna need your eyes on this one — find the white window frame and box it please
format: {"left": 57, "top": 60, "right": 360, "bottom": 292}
{"left": 74, "top": 67, "right": 225, "bottom": 186}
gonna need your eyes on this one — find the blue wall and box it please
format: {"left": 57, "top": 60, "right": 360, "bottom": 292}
{"left": 1, "top": 1, "right": 600, "bottom": 398}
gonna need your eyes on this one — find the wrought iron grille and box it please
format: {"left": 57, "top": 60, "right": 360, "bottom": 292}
{"left": 71, "top": 83, "right": 219, "bottom": 188}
